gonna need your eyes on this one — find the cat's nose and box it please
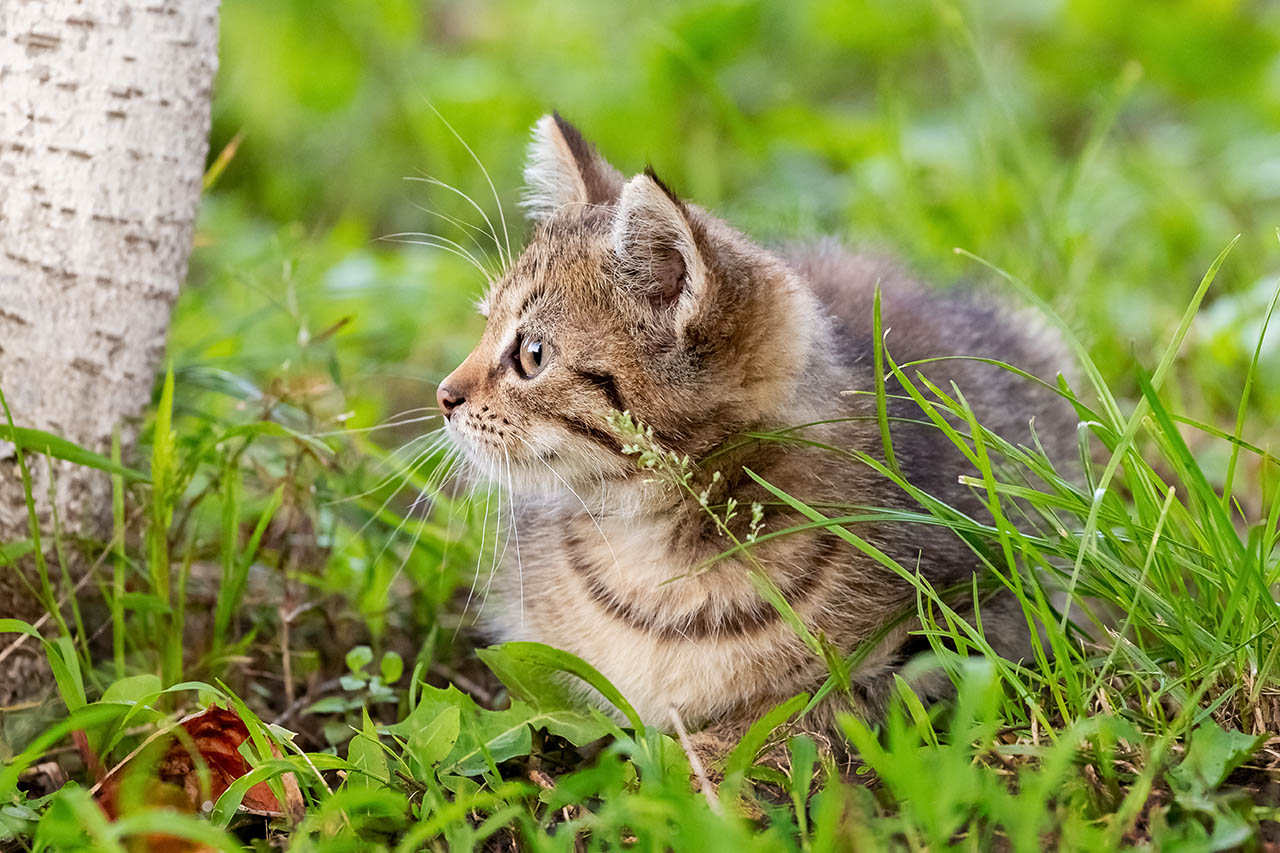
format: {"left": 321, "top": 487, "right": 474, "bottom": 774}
{"left": 437, "top": 384, "right": 466, "bottom": 419}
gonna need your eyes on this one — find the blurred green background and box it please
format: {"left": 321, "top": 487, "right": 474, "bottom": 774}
{"left": 178, "top": 0, "right": 1280, "bottom": 502}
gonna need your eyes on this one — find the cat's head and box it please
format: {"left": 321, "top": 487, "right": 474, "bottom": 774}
{"left": 437, "top": 114, "right": 818, "bottom": 494}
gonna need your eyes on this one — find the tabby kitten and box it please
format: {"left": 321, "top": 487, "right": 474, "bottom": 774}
{"left": 436, "top": 114, "right": 1075, "bottom": 748}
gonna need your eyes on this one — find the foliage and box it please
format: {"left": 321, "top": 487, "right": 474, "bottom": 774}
{"left": 3, "top": 0, "right": 1280, "bottom": 849}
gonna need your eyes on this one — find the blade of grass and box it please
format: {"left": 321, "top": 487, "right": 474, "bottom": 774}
{"left": 872, "top": 285, "right": 900, "bottom": 476}
{"left": 213, "top": 484, "right": 285, "bottom": 658}
{"left": 1222, "top": 253, "right": 1280, "bottom": 514}
{"left": 0, "top": 384, "right": 68, "bottom": 640}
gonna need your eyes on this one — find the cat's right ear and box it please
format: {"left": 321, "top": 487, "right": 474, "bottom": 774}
{"left": 521, "top": 113, "right": 623, "bottom": 222}
{"left": 611, "top": 168, "right": 708, "bottom": 325}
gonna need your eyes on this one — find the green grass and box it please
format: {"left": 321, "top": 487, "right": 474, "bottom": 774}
{"left": 3, "top": 0, "right": 1280, "bottom": 850}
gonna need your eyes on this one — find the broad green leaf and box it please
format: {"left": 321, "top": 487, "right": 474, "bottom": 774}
{"left": 345, "top": 645, "right": 374, "bottom": 674}
{"left": 385, "top": 684, "right": 532, "bottom": 777}
{"left": 380, "top": 650, "right": 404, "bottom": 684}
{"left": 478, "top": 641, "right": 643, "bottom": 735}
{"left": 475, "top": 645, "right": 610, "bottom": 746}
{"left": 1169, "top": 721, "right": 1264, "bottom": 793}
{"left": 346, "top": 709, "right": 390, "bottom": 790}
{"left": 0, "top": 541, "right": 34, "bottom": 565}
{"left": 439, "top": 774, "right": 480, "bottom": 798}
{"left": 99, "top": 674, "right": 162, "bottom": 705}
{"left": 408, "top": 706, "right": 461, "bottom": 770}
{"left": 445, "top": 702, "right": 535, "bottom": 775}
{"left": 305, "top": 696, "right": 362, "bottom": 715}
{"left": 90, "top": 674, "right": 165, "bottom": 754}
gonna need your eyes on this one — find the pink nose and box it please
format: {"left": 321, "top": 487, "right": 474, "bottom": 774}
{"left": 437, "top": 385, "right": 465, "bottom": 418}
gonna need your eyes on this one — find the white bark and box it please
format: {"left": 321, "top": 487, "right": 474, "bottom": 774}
{"left": 0, "top": 1, "right": 220, "bottom": 639}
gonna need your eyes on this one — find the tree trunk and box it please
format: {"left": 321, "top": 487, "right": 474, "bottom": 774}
{"left": 0, "top": 1, "right": 220, "bottom": 695}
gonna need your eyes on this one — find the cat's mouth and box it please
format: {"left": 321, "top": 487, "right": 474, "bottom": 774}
{"left": 443, "top": 415, "right": 557, "bottom": 492}
{"left": 444, "top": 413, "right": 626, "bottom": 496}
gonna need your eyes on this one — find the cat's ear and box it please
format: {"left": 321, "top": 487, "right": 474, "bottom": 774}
{"left": 611, "top": 168, "right": 706, "bottom": 317}
{"left": 521, "top": 112, "right": 623, "bottom": 222}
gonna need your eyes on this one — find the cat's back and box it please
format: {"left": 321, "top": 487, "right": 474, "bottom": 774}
{"left": 782, "top": 239, "right": 1077, "bottom": 464}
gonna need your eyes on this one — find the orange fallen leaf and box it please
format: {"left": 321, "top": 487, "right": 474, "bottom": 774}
{"left": 157, "top": 705, "right": 303, "bottom": 820}
{"left": 77, "top": 703, "right": 304, "bottom": 852}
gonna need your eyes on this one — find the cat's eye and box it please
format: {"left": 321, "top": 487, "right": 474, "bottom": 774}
{"left": 516, "top": 336, "right": 550, "bottom": 378}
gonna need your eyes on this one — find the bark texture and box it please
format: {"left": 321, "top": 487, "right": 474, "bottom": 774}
{"left": 0, "top": 1, "right": 220, "bottom": 691}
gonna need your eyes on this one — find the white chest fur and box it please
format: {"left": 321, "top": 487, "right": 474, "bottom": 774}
{"left": 480, "top": 505, "right": 809, "bottom": 728}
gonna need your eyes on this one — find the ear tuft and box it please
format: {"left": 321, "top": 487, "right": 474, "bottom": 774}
{"left": 641, "top": 164, "right": 682, "bottom": 206}
{"left": 611, "top": 171, "right": 702, "bottom": 311}
{"left": 520, "top": 112, "right": 623, "bottom": 222}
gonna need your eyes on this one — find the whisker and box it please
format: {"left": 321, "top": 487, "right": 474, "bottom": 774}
{"left": 405, "top": 200, "right": 505, "bottom": 278}
{"left": 503, "top": 449, "right": 525, "bottom": 630}
{"left": 327, "top": 430, "right": 446, "bottom": 506}
{"left": 335, "top": 437, "right": 448, "bottom": 550}
{"left": 380, "top": 228, "right": 500, "bottom": 280}
{"left": 312, "top": 412, "right": 442, "bottom": 439}
{"left": 440, "top": 453, "right": 482, "bottom": 578}
{"left": 373, "top": 429, "right": 448, "bottom": 477}
{"left": 516, "top": 435, "right": 623, "bottom": 582}
{"left": 405, "top": 175, "right": 508, "bottom": 271}
{"left": 454, "top": 463, "right": 493, "bottom": 644}
{"left": 475, "top": 456, "right": 512, "bottom": 626}
{"left": 378, "top": 233, "right": 494, "bottom": 282}
{"left": 386, "top": 449, "right": 463, "bottom": 590}
{"left": 425, "top": 102, "right": 513, "bottom": 267}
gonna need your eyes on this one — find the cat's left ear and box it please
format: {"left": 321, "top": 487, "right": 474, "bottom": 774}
{"left": 521, "top": 113, "right": 623, "bottom": 222}
{"left": 611, "top": 168, "right": 707, "bottom": 322}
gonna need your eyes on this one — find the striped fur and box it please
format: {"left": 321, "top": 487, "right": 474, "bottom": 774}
{"left": 437, "top": 115, "right": 1077, "bottom": 742}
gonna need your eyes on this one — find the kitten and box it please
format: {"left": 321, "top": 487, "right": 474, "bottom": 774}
{"left": 436, "top": 113, "right": 1076, "bottom": 752}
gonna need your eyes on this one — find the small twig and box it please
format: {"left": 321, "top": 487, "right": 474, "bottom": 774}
{"left": 279, "top": 603, "right": 295, "bottom": 710}
{"left": 429, "top": 663, "right": 495, "bottom": 707}
{"left": 668, "top": 706, "right": 722, "bottom": 815}
{"left": 273, "top": 677, "right": 342, "bottom": 727}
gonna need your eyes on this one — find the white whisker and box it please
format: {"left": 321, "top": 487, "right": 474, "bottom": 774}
{"left": 405, "top": 175, "right": 508, "bottom": 271}
{"left": 381, "top": 229, "right": 499, "bottom": 280}
{"left": 387, "top": 449, "right": 462, "bottom": 590}
{"left": 454, "top": 465, "right": 493, "bottom": 644}
{"left": 426, "top": 102, "right": 513, "bottom": 267}
{"left": 329, "top": 430, "right": 447, "bottom": 506}
{"left": 364, "top": 444, "right": 457, "bottom": 572}
{"left": 516, "top": 435, "right": 622, "bottom": 582}
{"left": 474, "top": 454, "right": 509, "bottom": 626}
{"left": 406, "top": 200, "right": 505, "bottom": 277}
{"left": 379, "top": 233, "right": 495, "bottom": 282}
{"left": 503, "top": 449, "right": 525, "bottom": 630}
{"left": 312, "top": 412, "right": 442, "bottom": 438}
{"left": 336, "top": 436, "right": 447, "bottom": 549}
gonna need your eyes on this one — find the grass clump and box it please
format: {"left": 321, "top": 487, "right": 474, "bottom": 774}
{"left": 2, "top": 240, "right": 1277, "bottom": 850}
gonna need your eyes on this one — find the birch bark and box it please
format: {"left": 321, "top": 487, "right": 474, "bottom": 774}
{"left": 0, "top": 0, "right": 220, "bottom": 694}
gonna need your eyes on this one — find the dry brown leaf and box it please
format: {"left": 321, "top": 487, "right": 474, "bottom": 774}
{"left": 76, "top": 703, "right": 304, "bottom": 852}
{"left": 157, "top": 705, "right": 303, "bottom": 820}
